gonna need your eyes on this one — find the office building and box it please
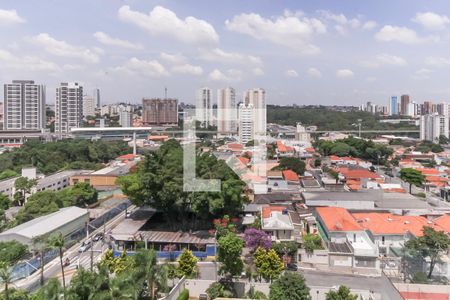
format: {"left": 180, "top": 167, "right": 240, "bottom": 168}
{"left": 142, "top": 98, "right": 178, "bottom": 126}
{"left": 94, "top": 88, "right": 100, "bottom": 108}
{"left": 82, "top": 95, "right": 96, "bottom": 118}
{"left": 244, "top": 88, "right": 266, "bottom": 135}
{"left": 119, "top": 111, "right": 132, "bottom": 127}
{"left": 389, "top": 96, "right": 398, "bottom": 115}
{"left": 400, "top": 95, "right": 410, "bottom": 115}
{"left": 436, "top": 102, "right": 448, "bottom": 116}
{"left": 196, "top": 87, "right": 213, "bottom": 128}
{"left": 217, "top": 87, "right": 236, "bottom": 134}
{"left": 238, "top": 102, "right": 254, "bottom": 144}
{"left": 55, "top": 82, "right": 83, "bottom": 133}
{"left": 0, "top": 102, "right": 3, "bottom": 130}
{"left": 3, "top": 80, "right": 46, "bottom": 130}
{"left": 420, "top": 113, "right": 449, "bottom": 143}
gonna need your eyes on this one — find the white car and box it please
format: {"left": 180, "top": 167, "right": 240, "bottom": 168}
{"left": 78, "top": 240, "right": 92, "bottom": 253}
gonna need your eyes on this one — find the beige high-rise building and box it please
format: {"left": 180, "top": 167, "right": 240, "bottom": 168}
{"left": 142, "top": 98, "right": 178, "bottom": 126}
{"left": 217, "top": 87, "right": 236, "bottom": 134}
{"left": 55, "top": 82, "right": 83, "bottom": 133}
{"left": 3, "top": 80, "right": 46, "bottom": 130}
{"left": 196, "top": 87, "right": 213, "bottom": 128}
{"left": 243, "top": 88, "right": 266, "bottom": 135}
{"left": 82, "top": 95, "right": 96, "bottom": 118}
{"left": 238, "top": 102, "right": 254, "bottom": 144}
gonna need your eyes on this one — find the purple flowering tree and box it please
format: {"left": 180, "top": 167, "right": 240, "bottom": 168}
{"left": 244, "top": 228, "right": 272, "bottom": 252}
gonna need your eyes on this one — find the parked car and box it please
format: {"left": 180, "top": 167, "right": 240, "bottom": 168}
{"left": 287, "top": 263, "right": 298, "bottom": 271}
{"left": 93, "top": 233, "right": 104, "bottom": 242}
{"left": 78, "top": 240, "right": 92, "bottom": 253}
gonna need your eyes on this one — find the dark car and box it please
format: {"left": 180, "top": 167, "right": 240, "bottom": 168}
{"left": 93, "top": 233, "right": 104, "bottom": 242}
{"left": 287, "top": 263, "right": 298, "bottom": 271}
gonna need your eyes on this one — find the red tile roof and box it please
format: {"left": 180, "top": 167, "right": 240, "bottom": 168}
{"left": 282, "top": 170, "right": 299, "bottom": 182}
{"left": 316, "top": 207, "right": 362, "bottom": 232}
{"left": 400, "top": 291, "right": 449, "bottom": 300}
{"left": 351, "top": 212, "right": 440, "bottom": 236}
{"left": 276, "top": 141, "right": 294, "bottom": 153}
{"left": 117, "top": 154, "right": 136, "bottom": 160}
{"left": 238, "top": 156, "right": 250, "bottom": 165}
{"left": 415, "top": 168, "right": 442, "bottom": 175}
{"left": 262, "top": 206, "right": 286, "bottom": 219}
{"left": 340, "top": 169, "right": 381, "bottom": 180}
{"left": 434, "top": 214, "right": 450, "bottom": 232}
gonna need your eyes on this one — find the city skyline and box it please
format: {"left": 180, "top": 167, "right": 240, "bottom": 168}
{"left": 1, "top": 1, "right": 450, "bottom": 105}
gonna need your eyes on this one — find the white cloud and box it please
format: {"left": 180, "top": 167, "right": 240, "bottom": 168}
{"left": 362, "top": 21, "right": 377, "bottom": 30}
{"left": 225, "top": 12, "right": 325, "bottom": 54}
{"left": 366, "top": 76, "right": 377, "bottom": 82}
{"left": 113, "top": 57, "right": 169, "bottom": 77}
{"left": 412, "top": 68, "right": 433, "bottom": 79}
{"left": 252, "top": 67, "right": 264, "bottom": 76}
{"left": 375, "top": 26, "right": 424, "bottom": 44}
{"left": 306, "top": 67, "right": 322, "bottom": 78}
{"left": 361, "top": 53, "right": 407, "bottom": 68}
{"left": 63, "top": 64, "right": 84, "bottom": 71}
{"left": 93, "top": 31, "right": 142, "bottom": 50}
{"left": 413, "top": 12, "right": 450, "bottom": 31}
{"left": 160, "top": 52, "right": 187, "bottom": 65}
{"left": 336, "top": 69, "right": 354, "bottom": 79}
{"left": 0, "top": 9, "right": 25, "bottom": 25}
{"left": 31, "top": 33, "right": 100, "bottom": 63}
{"left": 425, "top": 56, "right": 450, "bottom": 67}
{"left": 0, "top": 49, "right": 59, "bottom": 71}
{"left": 171, "top": 64, "right": 203, "bottom": 75}
{"left": 118, "top": 5, "right": 219, "bottom": 46}
{"left": 285, "top": 69, "right": 299, "bottom": 77}
{"left": 199, "top": 48, "right": 262, "bottom": 65}
{"left": 208, "top": 69, "right": 242, "bottom": 81}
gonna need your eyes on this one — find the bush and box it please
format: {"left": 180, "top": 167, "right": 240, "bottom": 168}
{"left": 176, "top": 289, "right": 189, "bottom": 300}
{"left": 415, "top": 192, "right": 426, "bottom": 198}
{"left": 412, "top": 272, "right": 428, "bottom": 284}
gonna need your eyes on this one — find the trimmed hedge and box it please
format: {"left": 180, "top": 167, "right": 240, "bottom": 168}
{"left": 176, "top": 288, "right": 189, "bottom": 300}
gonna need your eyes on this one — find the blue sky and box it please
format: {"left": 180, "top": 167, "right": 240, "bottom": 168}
{"left": 1, "top": 0, "right": 450, "bottom": 106}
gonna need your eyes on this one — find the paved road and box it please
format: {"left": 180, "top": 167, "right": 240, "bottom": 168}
{"left": 301, "top": 270, "right": 403, "bottom": 300}
{"left": 13, "top": 205, "right": 136, "bottom": 291}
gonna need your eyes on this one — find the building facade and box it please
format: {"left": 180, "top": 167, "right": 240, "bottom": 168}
{"left": 55, "top": 82, "right": 83, "bottom": 133}
{"left": 3, "top": 80, "right": 46, "bottom": 130}
{"left": 238, "top": 102, "right": 254, "bottom": 144}
{"left": 420, "top": 113, "right": 449, "bottom": 143}
{"left": 119, "top": 111, "right": 132, "bottom": 127}
{"left": 400, "top": 94, "right": 410, "bottom": 115}
{"left": 82, "top": 95, "right": 96, "bottom": 118}
{"left": 244, "top": 88, "right": 266, "bottom": 135}
{"left": 196, "top": 87, "right": 213, "bottom": 128}
{"left": 389, "top": 96, "right": 398, "bottom": 115}
{"left": 142, "top": 98, "right": 178, "bottom": 126}
{"left": 217, "top": 87, "right": 236, "bottom": 134}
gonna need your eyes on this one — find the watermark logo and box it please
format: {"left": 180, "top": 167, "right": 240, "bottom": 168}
{"left": 182, "top": 108, "right": 267, "bottom": 192}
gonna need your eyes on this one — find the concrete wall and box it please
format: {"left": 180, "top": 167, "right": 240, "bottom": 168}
{"left": 298, "top": 249, "right": 329, "bottom": 265}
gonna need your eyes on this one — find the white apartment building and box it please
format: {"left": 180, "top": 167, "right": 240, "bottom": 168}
{"left": 3, "top": 80, "right": 46, "bottom": 130}
{"left": 196, "top": 87, "right": 213, "bottom": 128}
{"left": 55, "top": 82, "right": 83, "bottom": 134}
{"left": 119, "top": 111, "right": 132, "bottom": 127}
{"left": 94, "top": 88, "right": 100, "bottom": 108}
{"left": 243, "top": 88, "right": 266, "bottom": 135}
{"left": 82, "top": 95, "right": 96, "bottom": 118}
{"left": 420, "top": 113, "right": 449, "bottom": 143}
{"left": 217, "top": 87, "right": 236, "bottom": 134}
{"left": 238, "top": 102, "right": 254, "bottom": 144}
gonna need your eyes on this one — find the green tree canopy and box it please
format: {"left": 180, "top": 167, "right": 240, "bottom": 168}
{"left": 405, "top": 226, "right": 450, "bottom": 278}
{"left": 253, "top": 247, "right": 284, "bottom": 282}
{"left": 399, "top": 168, "right": 424, "bottom": 194}
{"left": 275, "top": 157, "right": 306, "bottom": 175}
{"left": 177, "top": 249, "right": 198, "bottom": 278}
{"left": 302, "top": 234, "right": 323, "bottom": 252}
{"left": 325, "top": 285, "right": 358, "bottom": 300}
{"left": 217, "top": 232, "right": 244, "bottom": 278}
{"left": 269, "top": 272, "right": 311, "bottom": 300}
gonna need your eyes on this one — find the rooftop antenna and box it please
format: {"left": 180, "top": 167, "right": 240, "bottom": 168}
{"left": 164, "top": 87, "right": 167, "bottom": 99}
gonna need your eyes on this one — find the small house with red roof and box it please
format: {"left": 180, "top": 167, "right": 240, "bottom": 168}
{"left": 261, "top": 206, "right": 295, "bottom": 241}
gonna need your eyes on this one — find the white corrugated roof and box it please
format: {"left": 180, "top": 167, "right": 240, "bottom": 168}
{"left": 0, "top": 206, "right": 88, "bottom": 240}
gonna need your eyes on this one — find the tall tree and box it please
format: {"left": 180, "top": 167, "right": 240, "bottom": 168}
{"left": 399, "top": 168, "right": 424, "bottom": 194}
{"left": 0, "top": 263, "right": 12, "bottom": 300}
{"left": 405, "top": 226, "right": 450, "bottom": 278}
{"left": 276, "top": 157, "right": 306, "bottom": 175}
{"left": 47, "top": 232, "right": 66, "bottom": 291}
{"left": 176, "top": 249, "right": 198, "bottom": 278}
{"left": 253, "top": 247, "right": 284, "bottom": 282}
{"left": 133, "top": 249, "right": 168, "bottom": 299}
{"left": 269, "top": 272, "right": 311, "bottom": 300}
{"left": 217, "top": 232, "right": 244, "bottom": 278}
{"left": 14, "top": 177, "right": 37, "bottom": 206}
{"left": 326, "top": 286, "right": 358, "bottom": 300}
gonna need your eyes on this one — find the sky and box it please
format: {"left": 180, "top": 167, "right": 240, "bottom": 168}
{"left": 1, "top": 0, "right": 450, "bottom": 106}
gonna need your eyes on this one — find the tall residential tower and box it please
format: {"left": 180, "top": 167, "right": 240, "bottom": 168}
{"left": 55, "top": 82, "right": 83, "bottom": 133}
{"left": 217, "top": 87, "right": 236, "bottom": 134}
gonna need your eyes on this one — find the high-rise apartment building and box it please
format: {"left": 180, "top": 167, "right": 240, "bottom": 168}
{"left": 94, "top": 88, "right": 100, "bottom": 108}
{"left": 420, "top": 113, "right": 449, "bottom": 143}
{"left": 142, "top": 98, "right": 178, "bottom": 126}
{"left": 389, "top": 96, "right": 398, "bottom": 115}
{"left": 196, "top": 87, "right": 213, "bottom": 128}
{"left": 243, "top": 88, "right": 266, "bottom": 135}
{"left": 55, "top": 82, "right": 83, "bottom": 133}
{"left": 119, "top": 111, "right": 132, "bottom": 127}
{"left": 238, "top": 102, "right": 254, "bottom": 144}
{"left": 82, "top": 95, "right": 96, "bottom": 118}
{"left": 400, "top": 95, "right": 410, "bottom": 115}
{"left": 3, "top": 80, "right": 46, "bottom": 130}
{"left": 436, "top": 102, "right": 448, "bottom": 116}
{"left": 217, "top": 87, "right": 236, "bottom": 134}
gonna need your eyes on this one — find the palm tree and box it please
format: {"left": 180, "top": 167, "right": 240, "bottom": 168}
{"left": 0, "top": 263, "right": 12, "bottom": 300}
{"left": 47, "top": 232, "right": 66, "bottom": 291}
{"left": 32, "top": 236, "right": 47, "bottom": 287}
{"left": 132, "top": 249, "right": 168, "bottom": 300}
